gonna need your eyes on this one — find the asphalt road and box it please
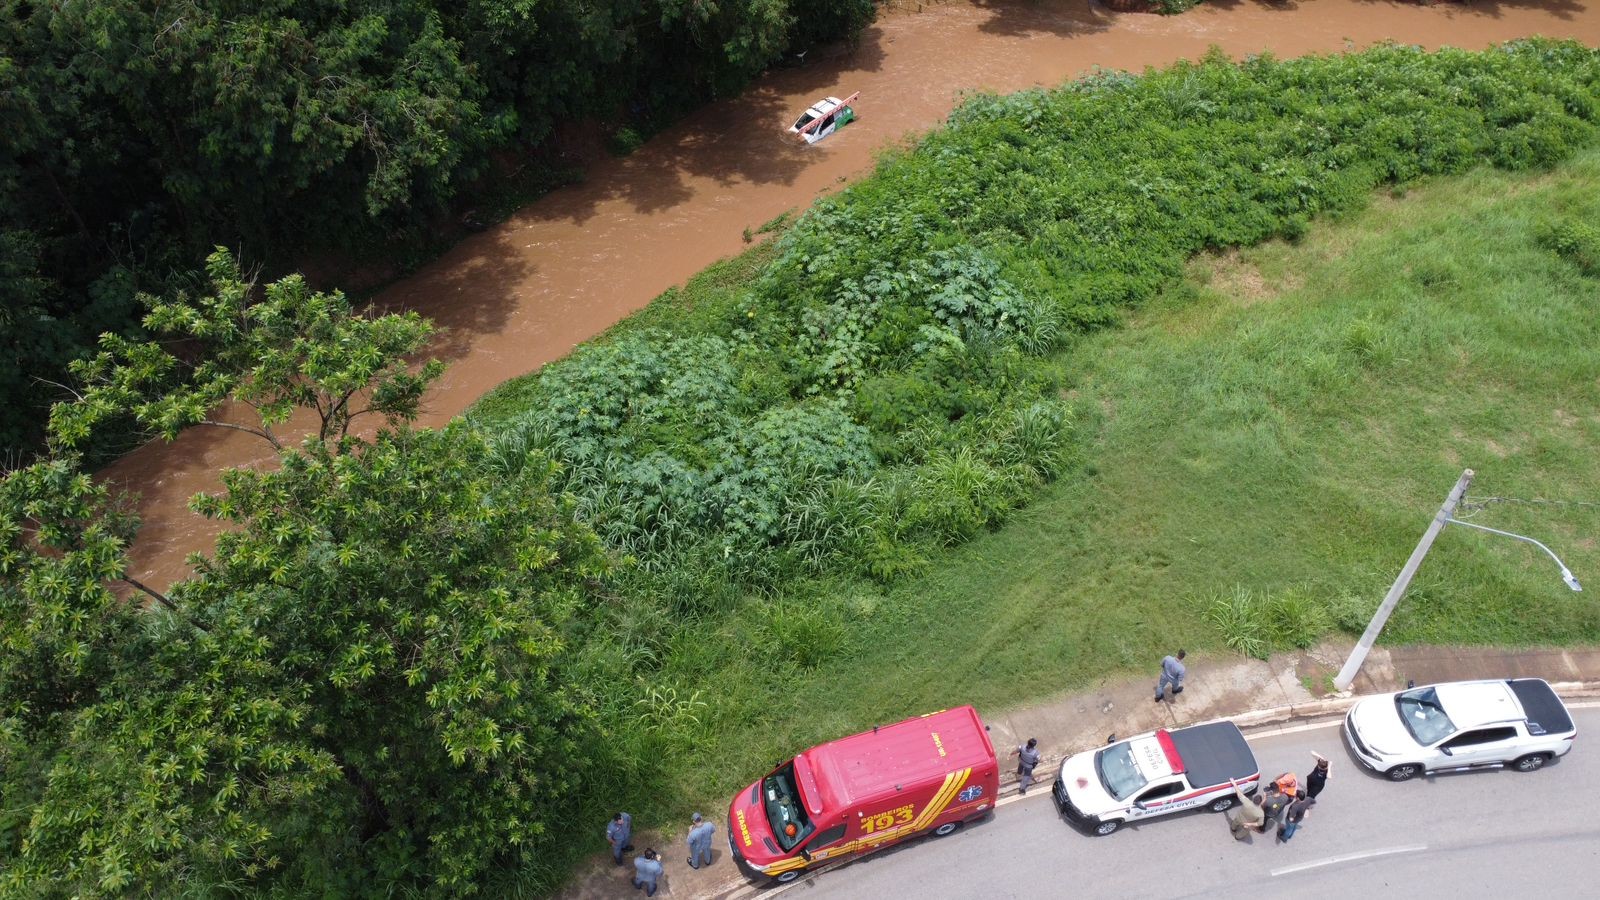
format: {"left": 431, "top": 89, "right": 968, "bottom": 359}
{"left": 776, "top": 706, "right": 1600, "bottom": 900}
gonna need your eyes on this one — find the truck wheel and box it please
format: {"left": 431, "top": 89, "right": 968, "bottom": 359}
{"left": 1093, "top": 819, "right": 1122, "bottom": 836}
{"left": 773, "top": 870, "right": 802, "bottom": 885}
{"left": 1385, "top": 763, "right": 1420, "bottom": 782}
{"left": 933, "top": 821, "right": 962, "bottom": 837}
{"left": 1513, "top": 753, "right": 1551, "bottom": 773}
{"left": 1207, "top": 796, "right": 1237, "bottom": 813}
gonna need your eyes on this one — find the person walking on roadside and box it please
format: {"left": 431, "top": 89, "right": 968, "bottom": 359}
{"left": 1154, "top": 650, "right": 1187, "bottom": 702}
{"left": 1307, "top": 752, "right": 1331, "bottom": 799}
{"left": 1277, "top": 796, "right": 1316, "bottom": 843}
{"left": 632, "top": 848, "right": 664, "bottom": 896}
{"left": 687, "top": 812, "right": 716, "bottom": 869}
{"left": 1011, "top": 738, "right": 1042, "bottom": 795}
{"left": 608, "top": 812, "right": 634, "bottom": 866}
{"left": 1225, "top": 779, "right": 1265, "bottom": 841}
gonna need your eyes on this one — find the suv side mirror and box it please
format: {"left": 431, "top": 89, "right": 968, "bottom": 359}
{"left": 1440, "top": 746, "right": 1453, "bottom": 756}
{"left": 800, "top": 849, "right": 812, "bottom": 861}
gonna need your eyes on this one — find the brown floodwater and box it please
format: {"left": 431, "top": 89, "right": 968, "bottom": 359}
{"left": 101, "top": 0, "right": 1600, "bottom": 592}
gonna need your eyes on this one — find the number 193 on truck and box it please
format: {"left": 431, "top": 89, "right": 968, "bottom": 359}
{"left": 727, "top": 706, "right": 999, "bottom": 885}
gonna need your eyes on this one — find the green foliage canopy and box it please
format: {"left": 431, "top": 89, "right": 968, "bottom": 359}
{"left": 49, "top": 248, "right": 443, "bottom": 453}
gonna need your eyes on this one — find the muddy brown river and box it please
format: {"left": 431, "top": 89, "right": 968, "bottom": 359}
{"left": 102, "top": 0, "right": 1600, "bottom": 591}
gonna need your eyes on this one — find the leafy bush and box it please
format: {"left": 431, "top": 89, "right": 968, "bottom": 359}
{"left": 1540, "top": 219, "right": 1600, "bottom": 275}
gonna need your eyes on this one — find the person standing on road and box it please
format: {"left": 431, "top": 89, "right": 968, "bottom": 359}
{"left": 1011, "top": 738, "right": 1042, "bottom": 795}
{"left": 1154, "top": 650, "right": 1187, "bottom": 702}
{"left": 1307, "top": 752, "right": 1331, "bottom": 799}
{"left": 1259, "top": 782, "right": 1292, "bottom": 833}
{"left": 1278, "top": 796, "right": 1316, "bottom": 843}
{"left": 687, "top": 812, "right": 716, "bottom": 869}
{"left": 608, "top": 812, "right": 633, "bottom": 866}
{"left": 632, "top": 848, "right": 664, "bottom": 896}
{"left": 1225, "top": 779, "right": 1265, "bottom": 840}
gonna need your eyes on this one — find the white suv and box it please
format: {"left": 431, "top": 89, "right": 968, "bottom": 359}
{"left": 1343, "top": 678, "right": 1577, "bottom": 782}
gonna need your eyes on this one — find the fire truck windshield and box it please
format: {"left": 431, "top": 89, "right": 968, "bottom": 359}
{"left": 762, "top": 762, "right": 815, "bottom": 852}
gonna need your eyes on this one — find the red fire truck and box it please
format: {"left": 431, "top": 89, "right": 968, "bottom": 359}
{"left": 727, "top": 706, "right": 999, "bottom": 885}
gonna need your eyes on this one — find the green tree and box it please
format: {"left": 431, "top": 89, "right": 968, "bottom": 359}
{"left": 179, "top": 425, "right": 613, "bottom": 892}
{"left": 49, "top": 248, "right": 443, "bottom": 453}
{"left": 0, "top": 458, "right": 186, "bottom": 726}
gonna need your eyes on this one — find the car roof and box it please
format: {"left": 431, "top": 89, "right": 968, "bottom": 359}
{"left": 803, "top": 706, "right": 994, "bottom": 809}
{"left": 805, "top": 97, "right": 843, "bottom": 116}
{"left": 1430, "top": 680, "right": 1527, "bottom": 729}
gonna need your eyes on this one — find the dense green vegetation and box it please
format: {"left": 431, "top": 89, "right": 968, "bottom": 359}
{"left": 6, "top": 38, "right": 1600, "bottom": 898}
{"left": 511, "top": 135, "right": 1600, "bottom": 816}
{"left": 0, "top": 0, "right": 876, "bottom": 454}
{"left": 474, "top": 39, "right": 1600, "bottom": 630}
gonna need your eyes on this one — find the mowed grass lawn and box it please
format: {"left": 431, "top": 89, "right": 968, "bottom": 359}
{"left": 671, "top": 150, "right": 1600, "bottom": 798}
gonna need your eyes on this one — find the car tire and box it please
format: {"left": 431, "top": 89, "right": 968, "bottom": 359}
{"left": 1093, "top": 819, "right": 1123, "bottom": 836}
{"left": 1385, "top": 763, "right": 1421, "bottom": 782}
{"left": 1208, "top": 796, "right": 1237, "bottom": 813}
{"left": 933, "top": 821, "right": 962, "bottom": 837}
{"left": 774, "top": 870, "right": 802, "bottom": 885}
{"left": 1512, "top": 753, "right": 1552, "bottom": 773}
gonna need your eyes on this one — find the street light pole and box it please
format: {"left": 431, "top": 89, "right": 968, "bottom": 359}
{"left": 1443, "top": 517, "right": 1583, "bottom": 592}
{"left": 1332, "top": 469, "right": 1475, "bottom": 693}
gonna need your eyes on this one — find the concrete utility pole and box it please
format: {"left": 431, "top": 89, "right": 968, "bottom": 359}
{"left": 1333, "top": 469, "right": 1475, "bottom": 693}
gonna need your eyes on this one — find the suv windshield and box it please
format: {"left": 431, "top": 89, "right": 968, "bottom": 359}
{"left": 1396, "top": 687, "right": 1457, "bottom": 745}
{"left": 1095, "top": 742, "right": 1149, "bottom": 801}
{"left": 762, "top": 762, "right": 815, "bottom": 852}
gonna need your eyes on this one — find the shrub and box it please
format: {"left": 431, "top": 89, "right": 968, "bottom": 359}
{"left": 1540, "top": 219, "right": 1600, "bottom": 276}
{"left": 1206, "top": 586, "right": 1271, "bottom": 659}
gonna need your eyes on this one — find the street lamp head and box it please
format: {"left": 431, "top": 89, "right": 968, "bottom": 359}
{"left": 1562, "top": 569, "right": 1582, "bottom": 592}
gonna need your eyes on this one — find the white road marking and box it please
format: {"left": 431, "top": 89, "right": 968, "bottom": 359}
{"left": 1270, "top": 844, "right": 1427, "bottom": 876}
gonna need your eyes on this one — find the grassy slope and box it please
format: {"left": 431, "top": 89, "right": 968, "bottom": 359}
{"left": 655, "top": 149, "right": 1600, "bottom": 801}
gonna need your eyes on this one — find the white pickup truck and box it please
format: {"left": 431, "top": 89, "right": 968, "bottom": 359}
{"left": 1052, "top": 721, "right": 1261, "bottom": 836}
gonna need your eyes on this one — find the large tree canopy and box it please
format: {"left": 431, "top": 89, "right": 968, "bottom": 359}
{"left": 0, "top": 0, "right": 878, "bottom": 454}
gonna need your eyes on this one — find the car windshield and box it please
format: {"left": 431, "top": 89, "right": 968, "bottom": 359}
{"left": 1095, "top": 742, "right": 1149, "bottom": 801}
{"left": 792, "top": 112, "right": 817, "bottom": 130}
{"left": 762, "top": 762, "right": 815, "bottom": 852}
{"left": 1396, "top": 687, "right": 1458, "bottom": 745}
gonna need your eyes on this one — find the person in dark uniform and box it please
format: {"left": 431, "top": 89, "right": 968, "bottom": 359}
{"left": 1011, "top": 738, "right": 1042, "bottom": 795}
{"left": 1307, "top": 751, "right": 1331, "bottom": 799}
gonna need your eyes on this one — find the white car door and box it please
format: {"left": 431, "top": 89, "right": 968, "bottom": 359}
{"left": 1434, "top": 725, "right": 1522, "bottom": 769}
{"left": 1128, "top": 780, "right": 1186, "bottom": 820}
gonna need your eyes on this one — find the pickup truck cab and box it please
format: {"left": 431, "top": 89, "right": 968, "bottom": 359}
{"left": 1053, "top": 721, "right": 1260, "bottom": 836}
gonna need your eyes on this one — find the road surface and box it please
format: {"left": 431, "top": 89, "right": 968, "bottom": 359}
{"left": 777, "top": 706, "right": 1600, "bottom": 900}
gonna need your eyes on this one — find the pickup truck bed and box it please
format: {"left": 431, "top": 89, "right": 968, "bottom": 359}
{"left": 1169, "top": 722, "right": 1257, "bottom": 789}
{"left": 1508, "top": 678, "right": 1575, "bottom": 736}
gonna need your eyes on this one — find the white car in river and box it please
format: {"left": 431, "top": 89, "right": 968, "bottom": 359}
{"left": 789, "top": 92, "right": 858, "bottom": 144}
{"left": 1344, "top": 678, "right": 1577, "bottom": 781}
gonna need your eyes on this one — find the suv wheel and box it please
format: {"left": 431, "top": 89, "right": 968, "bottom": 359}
{"left": 1513, "top": 753, "right": 1551, "bottom": 773}
{"left": 1208, "top": 796, "right": 1237, "bottom": 813}
{"left": 1093, "top": 819, "right": 1123, "bottom": 836}
{"left": 774, "top": 870, "right": 802, "bottom": 884}
{"left": 1385, "top": 763, "right": 1420, "bottom": 782}
{"left": 933, "top": 821, "right": 961, "bottom": 837}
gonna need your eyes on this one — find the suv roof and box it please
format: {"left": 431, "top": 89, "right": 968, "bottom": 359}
{"left": 1431, "top": 680, "right": 1526, "bottom": 730}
